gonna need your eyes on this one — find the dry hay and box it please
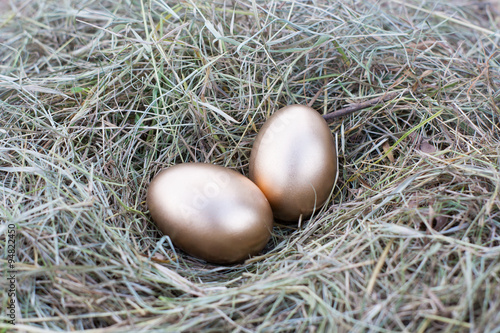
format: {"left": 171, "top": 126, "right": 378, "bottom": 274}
{"left": 0, "top": 0, "right": 499, "bottom": 332}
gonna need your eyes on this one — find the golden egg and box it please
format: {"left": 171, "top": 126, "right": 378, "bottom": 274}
{"left": 146, "top": 163, "right": 273, "bottom": 264}
{"left": 249, "top": 105, "right": 337, "bottom": 222}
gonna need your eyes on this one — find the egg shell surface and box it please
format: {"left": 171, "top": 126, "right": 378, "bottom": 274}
{"left": 147, "top": 163, "right": 274, "bottom": 264}
{"left": 249, "top": 105, "right": 337, "bottom": 221}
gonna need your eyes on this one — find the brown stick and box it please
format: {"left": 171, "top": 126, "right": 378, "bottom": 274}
{"left": 322, "top": 90, "right": 404, "bottom": 123}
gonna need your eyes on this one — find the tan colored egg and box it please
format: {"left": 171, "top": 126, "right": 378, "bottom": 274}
{"left": 249, "top": 105, "right": 337, "bottom": 222}
{"left": 146, "top": 163, "right": 273, "bottom": 264}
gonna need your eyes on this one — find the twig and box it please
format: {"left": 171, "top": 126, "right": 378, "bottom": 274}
{"left": 307, "top": 79, "right": 327, "bottom": 107}
{"left": 322, "top": 90, "right": 405, "bottom": 123}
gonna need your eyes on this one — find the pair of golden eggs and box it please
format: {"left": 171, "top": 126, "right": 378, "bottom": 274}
{"left": 147, "top": 105, "right": 338, "bottom": 264}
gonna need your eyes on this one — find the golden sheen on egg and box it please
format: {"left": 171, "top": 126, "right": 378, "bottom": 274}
{"left": 249, "top": 105, "right": 337, "bottom": 222}
{"left": 147, "top": 163, "right": 273, "bottom": 264}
